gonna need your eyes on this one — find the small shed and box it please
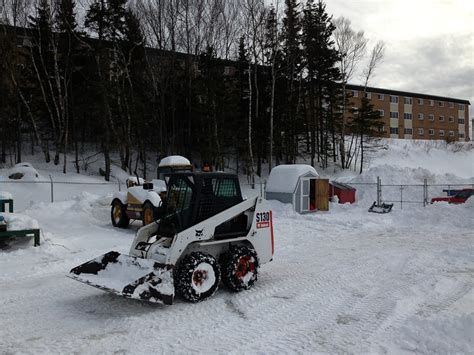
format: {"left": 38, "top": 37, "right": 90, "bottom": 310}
{"left": 330, "top": 182, "right": 356, "bottom": 204}
{"left": 266, "top": 165, "right": 322, "bottom": 213}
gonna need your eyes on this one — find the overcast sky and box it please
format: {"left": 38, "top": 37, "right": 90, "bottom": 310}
{"left": 324, "top": 0, "right": 473, "bottom": 110}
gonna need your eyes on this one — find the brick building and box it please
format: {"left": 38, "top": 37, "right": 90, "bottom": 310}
{"left": 346, "top": 84, "right": 470, "bottom": 142}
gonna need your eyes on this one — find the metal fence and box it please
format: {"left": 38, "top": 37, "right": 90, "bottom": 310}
{"left": 1, "top": 175, "right": 471, "bottom": 211}
{"left": 0, "top": 175, "right": 122, "bottom": 211}
{"left": 348, "top": 177, "right": 474, "bottom": 209}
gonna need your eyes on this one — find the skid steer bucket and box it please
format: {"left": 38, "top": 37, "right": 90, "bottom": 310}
{"left": 68, "top": 251, "right": 174, "bottom": 305}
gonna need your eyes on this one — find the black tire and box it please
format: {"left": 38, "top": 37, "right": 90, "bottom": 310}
{"left": 111, "top": 199, "right": 129, "bottom": 228}
{"left": 142, "top": 201, "right": 157, "bottom": 226}
{"left": 175, "top": 252, "right": 221, "bottom": 302}
{"left": 221, "top": 245, "right": 259, "bottom": 292}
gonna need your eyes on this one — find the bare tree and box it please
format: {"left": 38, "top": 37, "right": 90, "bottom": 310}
{"left": 333, "top": 16, "right": 367, "bottom": 169}
{"left": 351, "top": 40, "right": 385, "bottom": 173}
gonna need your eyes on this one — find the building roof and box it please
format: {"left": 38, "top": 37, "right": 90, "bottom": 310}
{"left": 266, "top": 165, "right": 319, "bottom": 194}
{"left": 346, "top": 84, "right": 470, "bottom": 105}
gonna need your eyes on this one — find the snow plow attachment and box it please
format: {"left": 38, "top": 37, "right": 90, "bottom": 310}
{"left": 68, "top": 251, "right": 174, "bottom": 305}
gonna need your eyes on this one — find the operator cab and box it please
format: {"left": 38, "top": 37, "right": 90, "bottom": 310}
{"left": 158, "top": 173, "right": 246, "bottom": 238}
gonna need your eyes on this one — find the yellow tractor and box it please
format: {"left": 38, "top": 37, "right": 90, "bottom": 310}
{"left": 111, "top": 156, "right": 193, "bottom": 228}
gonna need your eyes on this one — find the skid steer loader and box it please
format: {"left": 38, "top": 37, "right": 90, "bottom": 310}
{"left": 68, "top": 172, "right": 274, "bottom": 304}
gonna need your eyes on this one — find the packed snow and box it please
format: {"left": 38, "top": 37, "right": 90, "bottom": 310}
{"left": 0, "top": 139, "right": 473, "bottom": 354}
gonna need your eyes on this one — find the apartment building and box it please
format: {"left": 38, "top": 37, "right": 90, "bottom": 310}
{"left": 346, "top": 84, "right": 471, "bottom": 142}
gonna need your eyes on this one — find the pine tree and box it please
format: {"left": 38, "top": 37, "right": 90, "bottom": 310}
{"left": 302, "top": 0, "right": 341, "bottom": 168}
{"left": 350, "top": 96, "right": 384, "bottom": 173}
{"left": 281, "top": 0, "right": 302, "bottom": 163}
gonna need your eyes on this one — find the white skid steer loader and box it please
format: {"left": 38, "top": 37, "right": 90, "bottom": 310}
{"left": 68, "top": 172, "right": 274, "bottom": 304}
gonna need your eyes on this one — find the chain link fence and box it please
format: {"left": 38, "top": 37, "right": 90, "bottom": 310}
{"left": 0, "top": 176, "right": 122, "bottom": 211}
{"left": 1, "top": 175, "right": 472, "bottom": 212}
{"left": 343, "top": 178, "right": 474, "bottom": 209}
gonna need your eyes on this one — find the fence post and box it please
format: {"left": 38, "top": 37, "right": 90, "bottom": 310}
{"left": 377, "top": 176, "right": 381, "bottom": 205}
{"left": 118, "top": 181, "right": 121, "bottom": 192}
{"left": 400, "top": 185, "right": 404, "bottom": 209}
{"left": 423, "top": 178, "right": 428, "bottom": 206}
{"left": 49, "top": 175, "right": 54, "bottom": 203}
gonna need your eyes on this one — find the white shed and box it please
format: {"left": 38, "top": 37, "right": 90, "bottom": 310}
{"left": 266, "top": 164, "right": 320, "bottom": 213}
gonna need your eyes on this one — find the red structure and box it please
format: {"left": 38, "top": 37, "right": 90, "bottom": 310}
{"left": 329, "top": 182, "right": 356, "bottom": 204}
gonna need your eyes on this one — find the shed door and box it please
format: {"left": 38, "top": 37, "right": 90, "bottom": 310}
{"left": 300, "top": 178, "right": 311, "bottom": 212}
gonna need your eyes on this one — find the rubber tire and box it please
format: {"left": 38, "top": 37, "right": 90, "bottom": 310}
{"left": 175, "top": 252, "right": 221, "bottom": 303}
{"left": 142, "top": 201, "right": 156, "bottom": 226}
{"left": 111, "top": 199, "right": 130, "bottom": 228}
{"left": 221, "top": 245, "right": 259, "bottom": 292}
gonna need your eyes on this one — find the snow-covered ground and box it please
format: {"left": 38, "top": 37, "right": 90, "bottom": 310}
{"left": 0, "top": 139, "right": 473, "bottom": 354}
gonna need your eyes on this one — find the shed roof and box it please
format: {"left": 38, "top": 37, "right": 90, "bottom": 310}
{"left": 266, "top": 165, "right": 319, "bottom": 193}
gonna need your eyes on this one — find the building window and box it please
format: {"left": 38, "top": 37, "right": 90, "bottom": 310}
{"left": 378, "top": 109, "right": 384, "bottom": 117}
{"left": 404, "top": 97, "right": 413, "bottom": 105}
{"left": 351, "top": 90, "right": 358, "bottom": 97}
{"left": 449, "top": 102, "right": 454, "bottom": 108}
{"left": 390, "top": 111, "right": 399, "bottom": 118}
{"left": 449, "top": 131, "right": 454, "bottom": 137}
{"left": 458, "top": 104, "right": 465, "bottom": 111}
{"left": 429, "top": 99, "right": 434, "bottom": 106}
{"left": 449, "top": 116, "right": 454, "bottom": 123}
{"left": 352, "top": 107, "right": 358, "bottom": 114}
{"left": 417, "top": 98, "right": 424, "bottom": 105}
{"left": 439, "top": 130, "right": 445, "bottom": 137}
{"left": 378, "top": 125, "right": 386, "bottom": 133}
{"left": 418, "top": 128, "right": 424, "bottom": 135}
{"left": 404, "top": 128, "right": 413, "bottom": 135}
{"left": 418, "top": 113, "right": 424, "bottom": 120}
{"left": 390, "top": 127, "right": 399, "bottom": 134}
{"left": 439, "top": 115, "right": 445, "bottom": 122}
{"left": 458, "top": 118, "right": 465, "bottom": 124}
{"left": 403, "top": 113, "right": 413, "bottom": 120}
{"left": 438, "top": 101, "right": 444, "bottom": 107}
{"left": 364, "top": 92, "right": 372, "bottom": 99}
{"left": 459, "top": 132, "right": 465, "bottom": 138}
{"left": 428, "top": 114, "right": 434, "bottom": 121}
{"left": 429, "top": 129, "right": 434, "bottom": 136}
{"left": 390, "top": 95, "right": 399, "bottom": 103}
{"left": 378, "top": 94, "right": 384, "bottom": 100}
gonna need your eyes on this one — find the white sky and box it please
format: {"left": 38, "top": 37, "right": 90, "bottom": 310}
{"left": 324, "top": 0, "right": 474, "bottom": 111}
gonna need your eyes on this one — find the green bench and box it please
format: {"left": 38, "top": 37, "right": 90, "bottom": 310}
{"left": 0, "top": 229, "right": 40, "bottom": 246}
{"left": 0, "top": 199, "right": 14, "bottom": 213}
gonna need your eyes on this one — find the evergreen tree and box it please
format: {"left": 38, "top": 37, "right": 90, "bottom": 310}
{"left": 281, "top": 0, "right": 302, "bottom": 163}
{"left": 302, "top": 0, "right": 341, "bottom": 168}
{"left": 350, "top": 96, "right": 384, "bottom": 173}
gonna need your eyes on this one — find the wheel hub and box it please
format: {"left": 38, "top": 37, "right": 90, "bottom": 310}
{"left": 235, "top": 256, "right": 255, "bottom": 279}
{"left": 192, "top": 270, "right": 208, "bottom": 286}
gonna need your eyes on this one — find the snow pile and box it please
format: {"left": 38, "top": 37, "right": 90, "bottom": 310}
{"left": 0, "top": 191, "right": 13, "bottom": 200}
{"left": 5, "top": 163, "right": 41, "bottom": 181}
{"left": 159, "top": 155, "right": 191, "bottom": 167}
{"left": 368, "top": 139, "right": 474, "bottom": 179}
{"left": 1, "top": 213, "right": 39, "bottom": 231}
{"left": 267, "top": 164, "right": 319, "bottom": 193}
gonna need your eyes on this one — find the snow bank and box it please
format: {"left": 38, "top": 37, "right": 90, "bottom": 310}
{"left": 2, "top": 213, "right": 39, "bottom": 231}
{"left": 159, "top": 155, "right": 190, "bottom": 167}
{"left": 267, "top": 164, "right": 319, "bottom": 193}
{"left": 369, "top": 139, "right": 474, "bottom": 179}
